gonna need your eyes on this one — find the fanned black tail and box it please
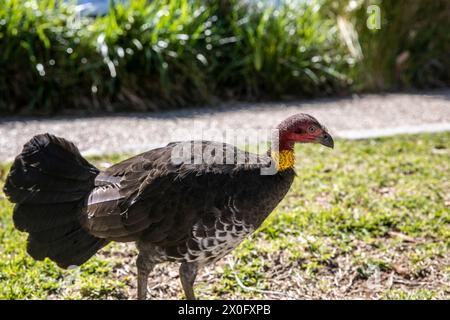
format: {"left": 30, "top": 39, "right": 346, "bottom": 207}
{"left": 3, "top": 134, "right": 107, "bottom": 268}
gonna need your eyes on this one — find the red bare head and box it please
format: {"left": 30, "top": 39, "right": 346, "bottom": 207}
{"left": 276, "top": 114, "right": 334, "bottom": 151}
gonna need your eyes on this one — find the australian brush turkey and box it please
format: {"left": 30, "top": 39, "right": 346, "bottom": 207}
{"left": 3, "top": 113, "right": 333, "bottom": 299}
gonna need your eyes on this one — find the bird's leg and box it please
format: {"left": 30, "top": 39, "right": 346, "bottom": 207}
{"left": 179, "top": 262, "right": 199, "bottom": 300}
{"left": 136, "top": 254, "right": 155, "bottom": 300}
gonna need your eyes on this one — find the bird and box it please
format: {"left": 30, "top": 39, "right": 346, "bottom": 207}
{"left": 3, "top": 113, "right": 333, "bottom": 300}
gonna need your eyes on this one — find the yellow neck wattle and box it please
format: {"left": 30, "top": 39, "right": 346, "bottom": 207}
{"left": 271, "top": 149, "right": 295, "bottom": 171}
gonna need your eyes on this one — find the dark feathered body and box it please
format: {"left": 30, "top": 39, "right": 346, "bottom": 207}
{"left": 4, "top": 135, "right": 294, "bottom": 270}
{"left": 83, "top": 141, "right": 295, "bottom": 266}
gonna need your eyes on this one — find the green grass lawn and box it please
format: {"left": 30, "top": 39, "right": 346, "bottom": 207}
{"left": 0, "top": 132, "right": 449, "bottom": 299}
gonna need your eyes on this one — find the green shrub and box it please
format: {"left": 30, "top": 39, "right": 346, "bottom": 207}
{"left": 0, "top": 0, "right": 448, "bottom": 114}
{"left": 0, "top": 0, "right": 352, "bottom": 114}
{"left": 208, "top": 0, "right": 353, "bottom": 98}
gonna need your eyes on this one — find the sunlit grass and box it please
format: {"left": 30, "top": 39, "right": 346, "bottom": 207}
{"left": 0, "top": 132, "right": 449, "bottom": 299}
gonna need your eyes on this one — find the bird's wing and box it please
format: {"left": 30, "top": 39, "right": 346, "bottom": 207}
{"left": 81, "top": 141, "right": 271, "bottom": 244}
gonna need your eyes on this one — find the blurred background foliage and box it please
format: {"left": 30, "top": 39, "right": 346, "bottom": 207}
{"left": 0, "top": 0, "right": 449, "bottom": 114}
{"left": 325, "top": 0, "right": 450, "bottom": 91}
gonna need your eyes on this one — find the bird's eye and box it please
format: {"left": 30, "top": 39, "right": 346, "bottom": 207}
{"left": 308, "top": 126, "right": 317, "bottom": 133}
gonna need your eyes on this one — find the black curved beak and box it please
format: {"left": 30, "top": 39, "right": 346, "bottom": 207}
{"left": 317, "top": 132, "right": 334, "bottom": 149}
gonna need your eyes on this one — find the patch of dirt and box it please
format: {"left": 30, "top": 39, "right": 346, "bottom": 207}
{"left": 95, "top": 237, "right": 450, "bottom": 300}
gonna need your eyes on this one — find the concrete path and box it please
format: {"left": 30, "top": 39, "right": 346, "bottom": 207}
{"left": 1, "top": 90, "right": 449, "bottom": 162}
